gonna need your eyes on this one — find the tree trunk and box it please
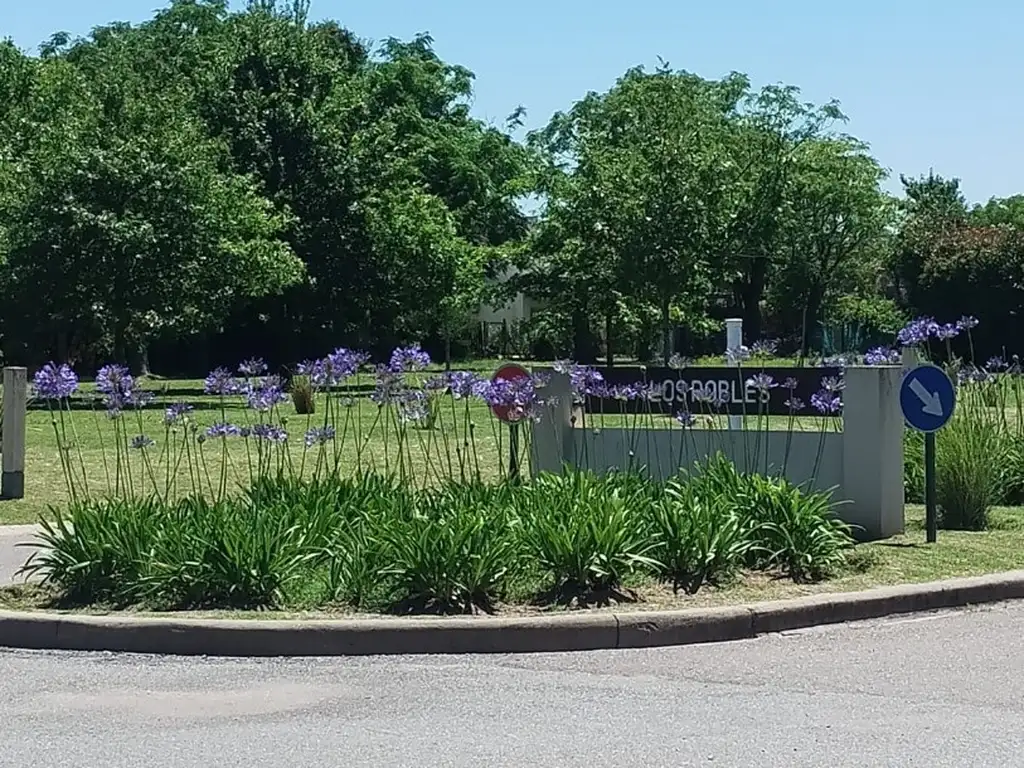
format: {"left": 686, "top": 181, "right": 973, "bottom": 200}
{"left": 444, "top": 331, "right": 452, "bottom": 372}
{"left": 571, "top": 308, "right": 596, "bottom": 363}
{"left": 129, "top": 341, "right": 151, "bottom": 377}
{"left": 802, "top": 289, "right": 824, "bottom": 357}
{"left": 661, "top": 297, "right": 672, "bottom": 366}
{"left": 740, "top": 259, "right": 768, "bottom": 342}
{"left": 605, "top": 311, "right": 614, "bottom": 367}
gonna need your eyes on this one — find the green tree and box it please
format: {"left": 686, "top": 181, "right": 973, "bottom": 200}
{"left": 769, "top": 137, "right": 891, "bottom": 352}
{"left": 0, "top": 46, "right": 302, "bottom": 367}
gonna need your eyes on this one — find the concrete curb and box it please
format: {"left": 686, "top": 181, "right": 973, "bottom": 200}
{"left": 3, "top": 570, "right": 1024, "bottom": 657}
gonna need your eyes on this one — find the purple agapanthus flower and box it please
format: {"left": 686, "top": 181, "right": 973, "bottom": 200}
{"left": 811, "top": 389, "right": 842, "bottom": 414}
{"left": 304, "top": 425, "right": 336, "bottom": 448}
{"left": 246, "top": 376, "right": 288, "bottom": 412}
{"left": 399, "top": 391, "right": 430, "bottom": 423}
{"left": 553, "top": 360, "right": 605, "bottom": 402}
{"left": 130, "top": 435, "right": 155, "bottom": 450}
{"left": 251, "top": 423, "right": 288, "bottom": 443}
{"left": 370, "top": 366, "right": 406, "bottom": 405}
{"left": 32, "top": 362, "right": 78, "bottom": 400}
{"left": 782, "top": 377, "right": 799, "bottom": 391}
{"left": 725, "top": 345, "right": 751, "bottom": 365}
{"left": 482, "top": 375, "right": 548, "bottom": 422}
{"left": 205, "top": 422, "right": 243, "bottom": 439}
{"left": 388, "top": 343, "right": 431, "bottom": 373}
{"left": 897, "top": 317, "right": 940, "bottom": 347}
{"left": 238, "top": 358, "right": 268, "bottom": 377}
{"left": 864, "top": 347, "right": 900, "bottom": 365}
{"left": 447, "top": 371, "right": 482, "bottom": 399}
{"left": 820, "top": 375, "right": 845, "bottom": 393}
{"left": 957, "top": 316, "right": 979, "bottom": 331}
{"left": 746, "top": 373, "right": 777, "bottom": 393}
{"left": 784, "top": 397, "right": 806, "bottom": 412}
{"left": 96, "top": 364, "right": 133, "bottom": 398}
{"left": 610, "top": 383, "right": 640, "bottom": 401}
{"left": 986, "top": 356, "right": 1008, "bottom": 372}
{"left": 204, "top": 367, "right": 244, "bottom": 396}
{"left": 94, "top": 363, "right": 135, "bottom": 415}
{"left": 675, "top": 411, "right": 696, "bottom": 428}
{"left": 934, "top": 323, "right": 960, "bottom": 341}
{"left": 750, "top": 338, "right": 780, "bottom": 358}
{"left": 164, "top": 402, "right": 194, "bottom": 426}
{"left": 667, "top": 353, "right": 691, "bottom": 370}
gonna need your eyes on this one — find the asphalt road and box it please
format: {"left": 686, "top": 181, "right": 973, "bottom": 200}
{"left": 2, "top": 601, "right": 1024, "bottom": 767}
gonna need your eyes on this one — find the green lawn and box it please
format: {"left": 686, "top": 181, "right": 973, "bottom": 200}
{"left": 0, "top": 370, "right": 842, "bottom": 524}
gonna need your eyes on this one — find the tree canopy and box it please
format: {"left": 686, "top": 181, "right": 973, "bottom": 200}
{"left": 0, "top": 0, "right": 1019, "bottom": 370}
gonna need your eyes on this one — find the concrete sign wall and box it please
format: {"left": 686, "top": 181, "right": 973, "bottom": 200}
{"left": 532, "top": 365, "right": 905, "bottom": 541}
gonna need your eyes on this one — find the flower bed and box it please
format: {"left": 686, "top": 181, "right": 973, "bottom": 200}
{"left": 22, "top": 457, "right": 853, "bottom": 614}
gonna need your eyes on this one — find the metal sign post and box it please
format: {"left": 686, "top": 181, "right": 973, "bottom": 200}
{"left": 899, "top": 364, "right": 957, "bottom": 543}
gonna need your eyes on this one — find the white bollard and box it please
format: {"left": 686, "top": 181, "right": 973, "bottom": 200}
{"left": 725, "top": 318, "right": 743, "bottom": 431}
{"left": 2, "top": 366, "right": 27, "bottom": 499}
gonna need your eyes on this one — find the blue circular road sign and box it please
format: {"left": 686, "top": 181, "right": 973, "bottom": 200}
{"left": 900, "top": 364, "right": 956, "bottom": 433}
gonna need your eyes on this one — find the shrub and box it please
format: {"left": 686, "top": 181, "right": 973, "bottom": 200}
{"left": 740, "top": 474, "right": 853, "bottom": 582}
{"left": 649, "top": 478, "right": 753, "bottom": 594}
{"left": 517, "top": 471, "right": 660, "bottom": 602}
{"left": 21, "top": 499, "right": 158, "bottom": 604}
{"left": 936, "top": 410, "right": 1006, "bottom": 530}
{"left": 290, "top": 374, "right": 315, "bottom": 415}
{"left": 380, "top": 484, "right": 521, "bottom": 614}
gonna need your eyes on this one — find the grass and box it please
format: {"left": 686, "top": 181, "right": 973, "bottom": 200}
{"left": 0, "top": 371, "right": 839, "bottom": 525}
{"left": 4, "top": 505, "right": 1023, "bottom": 619}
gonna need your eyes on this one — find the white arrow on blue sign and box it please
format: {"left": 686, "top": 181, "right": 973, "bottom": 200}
{"left": 899, "top": 364, "right": 956, "bottom": 433}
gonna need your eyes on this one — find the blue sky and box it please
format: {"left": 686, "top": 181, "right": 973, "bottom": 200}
{"left": 6, "top": 0, "right": 1021, "bottom": 203}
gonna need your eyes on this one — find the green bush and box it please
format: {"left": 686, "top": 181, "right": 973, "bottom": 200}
{"left": 517, "top": 471, "right": 660, "bottom": 601}
{"left": 935, "top": 411, "right": 1006, "bottom": 530}
{"left": 22, "top": 464, "right": 862, "bottom": 613}
{"left": 381, "top": 484, "right": 520, "bottom": 614}
{"left": 740, "top": 474, "right": 853, "bottom": 582}
{"left": 649, "top": 478, "right": 754, "bottom": 593}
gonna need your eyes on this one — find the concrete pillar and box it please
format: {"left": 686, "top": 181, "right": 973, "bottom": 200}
{"left": 529, "top": 371, "right": 572, "bottom": 476}
{"left": 841, "top": 365, "right": 904, "bottom": 539}
{"left": 2, "top": 366, "right": 27, "bottom": 499}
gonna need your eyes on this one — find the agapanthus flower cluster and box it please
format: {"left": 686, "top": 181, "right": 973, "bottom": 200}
{"left": 238, "top": 358, "right": 268, "bottom": 377}
{"left": 447, "top": 371, "right": 486, "bottom": 399}
{"left": 667, "top": 353, "right": 692, "bottom": 370}
{"left": 388, "top": 343, "right": 431, "bottom": 374}
{"left": 251, "top": 423, "right": 288, "bottom": 443}
{"left": 864, "top": 346, "right": 901, "bottom": 366}
{"left": 986, "top": 356, "right": 1008, "bottom": 372}
{"left": 810, "top": 389, "right": 842, "bottom": 415}
{"left": 245, "top": 375, "right": 288, "bottom": 412}
{"left": 897, "top": 316, "right": 976, "bottom": 347}
{"left": 164, "top": 402, "right": 194, "bottom": 426}
{"left": 204, "top": 367, "right": 245, "bottom": 396}
{"left": 746, "top": 372, "right": 777, "bottom": 393}
{"left": 95, "top": 363, "right": 149, "bottom": 417}
{"left": 750, "top": 338, "right": 780, "bottom": 358}
{"left": 482, "top": 375, "right": 550, "bottom": 422}
{"left": 298, "top": 347, "right": 368, "bottom": 389}
{"left": 32, "top": 362, "right": 79, "bottom": 401}
{"left": 553, "top": 360, "right": 605, "bottom": 403}
{"left": 130, "top": 435, "right": 155, "bottom": 450}
{"left": 205, "top": 422, "right": 243, "bottom": 439}
{"left": 725, "top": 345, "right": 751, "bottom": 365}
{"left": 304, "top": 425, "right": 336, "bottom": 448}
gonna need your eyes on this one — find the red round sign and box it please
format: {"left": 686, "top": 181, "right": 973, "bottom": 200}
{"left": 489, "top": 363, "right": 531, "bottom": 423}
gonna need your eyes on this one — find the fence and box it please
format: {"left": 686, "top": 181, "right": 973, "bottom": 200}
{"left": 530, "top": 363, "right": 905, "bottom": 541}
{"left": 1, "top": 366, "right": 27, "bottom": 500}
